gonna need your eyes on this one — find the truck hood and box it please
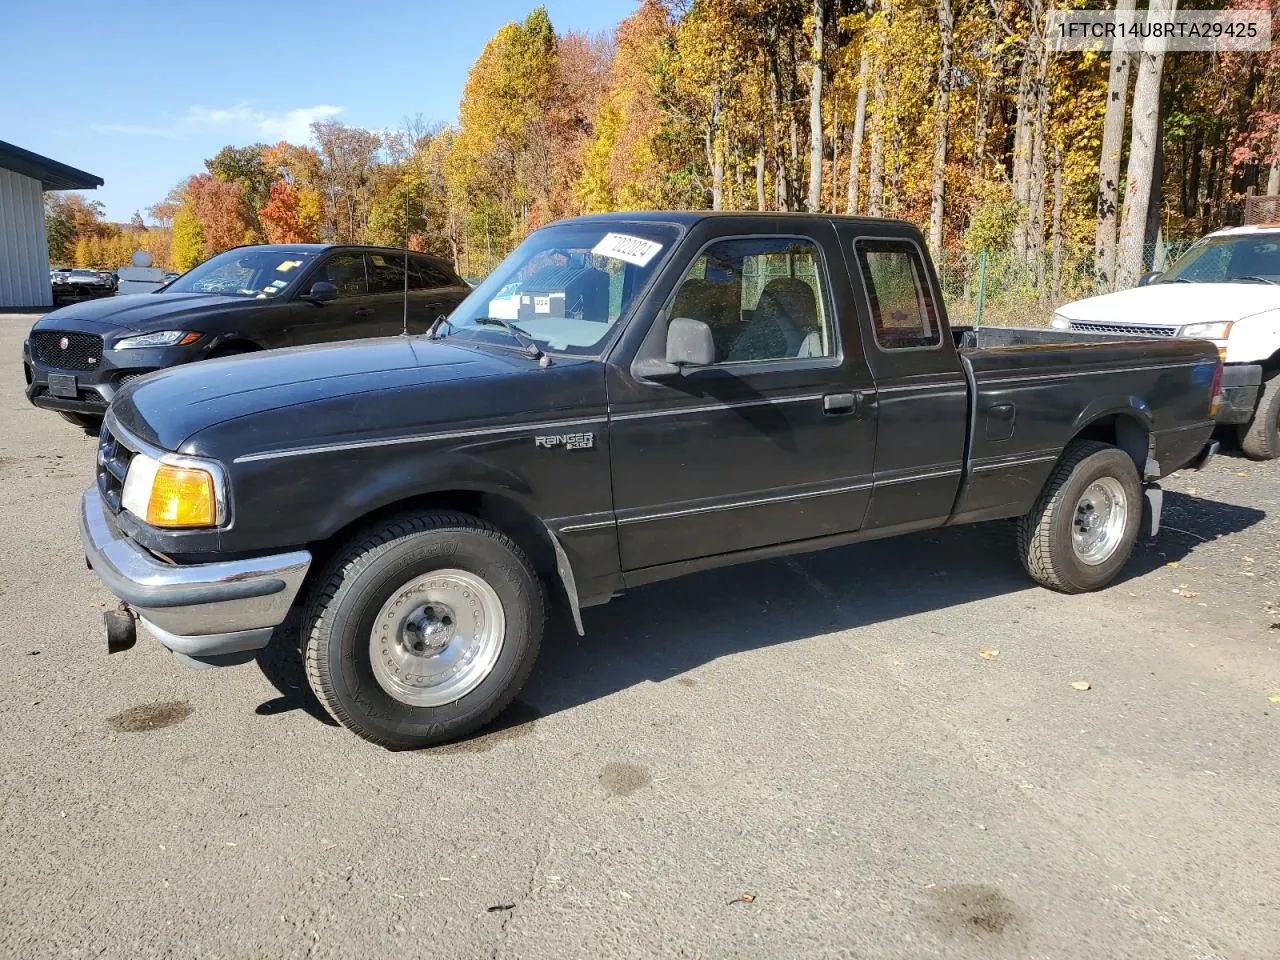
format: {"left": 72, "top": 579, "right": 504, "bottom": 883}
{"left": 1057, "top": 282, "right": 1280, "bottom": 326}
{"left": 112, "top": 337, "right": 529, "bottom": 452}
{"left": 34, "top": 292, "right": 246, "bottom": 333}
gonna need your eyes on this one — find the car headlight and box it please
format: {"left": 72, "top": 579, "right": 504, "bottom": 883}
{"left": 121, "top": 452, "right": 224, "bottom": 528}
{"left": 1178, "top": 321, "right": 1233, "bottom": 340}
{"left": 113, "top": 331, "right": 201, "bottom": 350}
{"left": 1049, "top": 313, "right": 1071, "bottom": 330}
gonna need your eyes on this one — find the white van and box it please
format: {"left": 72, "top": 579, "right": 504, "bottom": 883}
{"left": 1052, "top": 225, "right": 1280, "bottom": 459}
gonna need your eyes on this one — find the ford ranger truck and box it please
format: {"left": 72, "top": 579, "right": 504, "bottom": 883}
{"left": 80, "top": 213, "right": 1222, "bottom": 748}
{"left": 1053, "top": 224, "right": 1280, "bottom": 459}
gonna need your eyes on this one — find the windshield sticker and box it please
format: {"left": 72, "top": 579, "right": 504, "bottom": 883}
{"left": 534, "top": 296, "right": 551, "bottom": 313}
{"left": 592, "top": 233, "right": 663, "bottom": 267}
{"left": 276, "top": 260, "right": 303, "bottom": 273}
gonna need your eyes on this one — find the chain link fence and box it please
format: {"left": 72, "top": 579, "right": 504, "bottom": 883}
{"left": 936, "top": 240, "right": 1197, "bottom": 328}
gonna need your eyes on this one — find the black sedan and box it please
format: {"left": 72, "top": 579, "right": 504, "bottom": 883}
{"left": 24, "top": 244, "right": 470, "bottom": 427}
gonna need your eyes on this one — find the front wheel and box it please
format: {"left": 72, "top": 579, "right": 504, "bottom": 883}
{"left": 1017, "top": 441, "right": 1142, "bottom": 593}
{"left": 1238, "top": 375, "right": 1280, "bottom": 461}
{"left": 303, "top": 511, "right": 545, "bottom": 749}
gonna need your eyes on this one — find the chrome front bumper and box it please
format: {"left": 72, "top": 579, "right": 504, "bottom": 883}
{"left": 80, "top": 485, "right": 311, "bottom": 661}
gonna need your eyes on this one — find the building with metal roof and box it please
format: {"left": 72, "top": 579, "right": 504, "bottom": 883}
{"left": 0, "top": 140, "right": 103, "bottom": 308}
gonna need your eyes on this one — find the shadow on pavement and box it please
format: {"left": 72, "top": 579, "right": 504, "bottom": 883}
{"left": 252, "top": 490, "right": 1264, "bottom": 737}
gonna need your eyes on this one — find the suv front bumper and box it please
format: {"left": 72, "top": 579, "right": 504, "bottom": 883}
{"left": 80, "top": 485, "right": 311, "bottom": 664}
{"left": 1218, "top": 364, "right": 1262, "bottom": 425}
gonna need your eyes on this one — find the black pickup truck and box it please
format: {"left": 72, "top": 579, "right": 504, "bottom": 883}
{"left": 80, "top": 213, "right": 1222, "bottom": 748}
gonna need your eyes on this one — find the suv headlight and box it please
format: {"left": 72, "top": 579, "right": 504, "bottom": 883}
{"left": 1049, "top": 313, "right": 1071, "bottom": 330}
{"left": 121, "top": 452, "right": 225, "bottom": 528}
{"left": 113, "top": 331, "right": 201, "bottom": 349}
{"left": 1178, "top": 321, "right": 1233, "bottom": 340}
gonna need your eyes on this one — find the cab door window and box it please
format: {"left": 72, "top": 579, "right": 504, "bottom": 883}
{"left": 666, "top": 237, "right": 834, "bottom": 363}
{"left": 313, "top": 254, "right": 368, "bottom": 298}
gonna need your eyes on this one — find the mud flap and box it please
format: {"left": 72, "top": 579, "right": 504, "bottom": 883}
{"left": 1142, "top": 485, "right": 1163, "bottom": 538}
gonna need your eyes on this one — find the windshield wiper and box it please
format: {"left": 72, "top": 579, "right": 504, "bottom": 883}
{"left": 471, "top": 317, "right": 548, "bottom": 362}
{"left": 1228, "top": 275, "right": 1278, "bottom": 285}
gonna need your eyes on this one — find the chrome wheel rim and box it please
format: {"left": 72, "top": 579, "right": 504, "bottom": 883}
{"left": 369, "top": 569, "right": 505, "bottom": 707}
{"left": 1071, "top": 477, "right": 1128, "bottom": 566}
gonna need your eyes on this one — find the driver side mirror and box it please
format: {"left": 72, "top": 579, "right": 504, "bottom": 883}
{"left": 665, "top": 317, "right": 716, "bottom": 367}
{"left": 1137, "top": 272, "right": 1162, "bottom": 287}
{"left": 304, "top": 280, "right": 338, "bottom": 303}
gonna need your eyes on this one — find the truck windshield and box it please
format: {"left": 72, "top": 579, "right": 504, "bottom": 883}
{"left": 444, "top": 222, "right": 681, "bottom": 356}
{"left": 1161, "top": 234, "right": 1280, "bottom": 284}
{"left": 164, "top": 249, "right": 318, "bottom": 298}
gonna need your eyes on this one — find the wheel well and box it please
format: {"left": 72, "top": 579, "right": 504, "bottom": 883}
{"left": 305, "top": 490, "right": 565, "bottom": 612}
{"left": 1070, "top": 414, "right": 1150, "bottom": 474}
{"left": 1262, "top": 348, "right": 1280, "bottom": 378}
{"left": 208, "top": 338, "right": 261, "bottom": 357}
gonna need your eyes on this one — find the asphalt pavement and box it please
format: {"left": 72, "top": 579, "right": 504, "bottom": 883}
{"left": 2, "top": 314, "right": 1278, "bottom": 959}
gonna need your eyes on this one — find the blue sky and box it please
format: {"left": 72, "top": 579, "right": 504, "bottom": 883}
{"left": 0, "top": 0, "right": 638, "bottom": 222}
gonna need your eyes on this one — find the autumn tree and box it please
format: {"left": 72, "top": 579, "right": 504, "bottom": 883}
{"left": 171, "top": 203, "right": 206, "bottom": 271}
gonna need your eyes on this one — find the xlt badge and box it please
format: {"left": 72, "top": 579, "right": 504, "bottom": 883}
{"left": 535, "top": 432, "right": 595, "bottom": 450}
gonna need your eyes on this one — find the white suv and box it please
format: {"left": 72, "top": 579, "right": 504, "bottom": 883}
{"left": 1052, "top": 225, "right": 1280, "bottom": 459}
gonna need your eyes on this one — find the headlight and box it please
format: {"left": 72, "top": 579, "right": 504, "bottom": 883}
{"left": 1049, "top": 313, "right": 1071, "bottom": 330}
{"left": 121, "top": 452, "right": 224, "bottom": 528}
{"left": 113, "top": 331, "right": 201, "bottom": 349}
{"left": 1178, "top": 321, "right": 1233, "bottom": 340}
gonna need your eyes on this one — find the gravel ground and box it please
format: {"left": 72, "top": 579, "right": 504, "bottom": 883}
{"left": 2, "top": 313, "right": 1278, "bottom": 959}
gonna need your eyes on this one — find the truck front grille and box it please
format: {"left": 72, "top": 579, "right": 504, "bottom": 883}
{"left": 96, "top": 424, "right": 133, "bottom": 513}
{"left": 1068, "top": 320, "right": 1178, "bottom": 338}
{"left": 30, "top": 331, "right": 104, "bottom": 370}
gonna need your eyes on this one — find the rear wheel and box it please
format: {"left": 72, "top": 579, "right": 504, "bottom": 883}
{"left": 1238, "top": 375, "right": 1280, "bottom": 461}
{"left": 57, "top": 411, "right": 102, "bottom": 432}
{"left": 302, "top": 511, "right": 544, "bottom": 749}
{"left": 1017, "top": 441, "right": 1142, "bottom": 593}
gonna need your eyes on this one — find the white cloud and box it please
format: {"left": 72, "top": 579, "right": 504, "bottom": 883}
{"left": 91, "top": 103, "right": 344, "bottom": 144}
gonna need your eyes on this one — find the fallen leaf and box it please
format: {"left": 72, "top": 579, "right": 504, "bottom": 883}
{"left": 978, "top": 648, "right": 1000, "bottom": 660}
{"left": 728, "top": 893, "right": 756, "bottom": 905}
{"left": 1186, "top": 487, "right": 1197, "bottom": 495}
{"left": 1176, "top": 586, "right": 1199, "bottom": 598}
{"left": 487, "top": 904, "right": 515, "bottom": 913}
{"left": 1269, "top": 696, "right": 1280, "bottom": 704}
{"left": 1166, "top": 561, "right": 1180, "bottom": 568}
{"left": 1237, "top": 471, "right": 1250, "bottom": 478}
{"left": 1070, "top": 681, "right": 1091, "bottom": 691}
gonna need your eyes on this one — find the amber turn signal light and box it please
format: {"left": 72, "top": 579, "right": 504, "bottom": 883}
{"left": 147, "top": 465, "right": 216, "bottom": 527}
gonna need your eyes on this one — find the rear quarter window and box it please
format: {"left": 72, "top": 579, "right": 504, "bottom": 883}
{"left": 854, "top": 239, "right": 941, "bottom": 350}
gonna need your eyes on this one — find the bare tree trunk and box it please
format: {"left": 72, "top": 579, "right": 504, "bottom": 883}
{"left": 1028, "top": 24, "right": 1051, "bottom": 287}
{"left": 706, "top": 86, "right": 724, "bottom": 211}
{"left": 830, "top": 98, "right": 839, "bottom": 213}
{"left": 756, "top": 145, "right": 767, "bottom": 210}
{"left": 1051, "top": 144, "right": 1064, "bottom": 299}
{"left": 1143, "top": 105, "right": 1165, "bottom": 261}
{"left": 1116, "top": 0, "right": 1177, "bottom": 288}
{"left": 1267, "top": 122, "right": 1280, "bottom": 195}
{"left": 1094, "top": 0, "right": 1137, "bottom": 291}
{"left": 1011, "top": 0, "right": 1044, "bottom": 262}
{"left": 928, "top": 0, "right": 953, "bottom": 253}
{"left": 847, "top": 42, "right": 869, "bottom": 214}
{"left": 807, "top": 0, "right": 826, "bottom": 212}
{"left": 868, "top": 64, "right": 886, "bottom": 216}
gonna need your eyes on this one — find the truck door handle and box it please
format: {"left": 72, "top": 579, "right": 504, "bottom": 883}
{"left": 823, "top": 392, "right": 857, "bottom": 416}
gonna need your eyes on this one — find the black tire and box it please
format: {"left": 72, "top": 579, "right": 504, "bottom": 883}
{"left": 58, "top": 411, "right": 102, "bottom": 432}
{"left": 1016, "top": 441, "right": 1142, "bottom": 593}
{"left": 302, "top": 511, "right": 544, "bottom": 749}
{"left": 1238, "top": 375, "right": 1280, "bottom": 461}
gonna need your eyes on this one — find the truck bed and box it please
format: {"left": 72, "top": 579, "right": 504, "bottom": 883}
{"left": 945, "top": 326, "right": 1221, "bottom": 525}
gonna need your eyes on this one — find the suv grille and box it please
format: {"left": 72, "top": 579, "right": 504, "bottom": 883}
{"left": 1068, "top": 320, "right": 1178, "bottom": 338}
{"left": 30, "top": 331, "right": 104, "bottom": 370}
{"left": 96, "top": 424, "right": 134, "bottom": 514}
